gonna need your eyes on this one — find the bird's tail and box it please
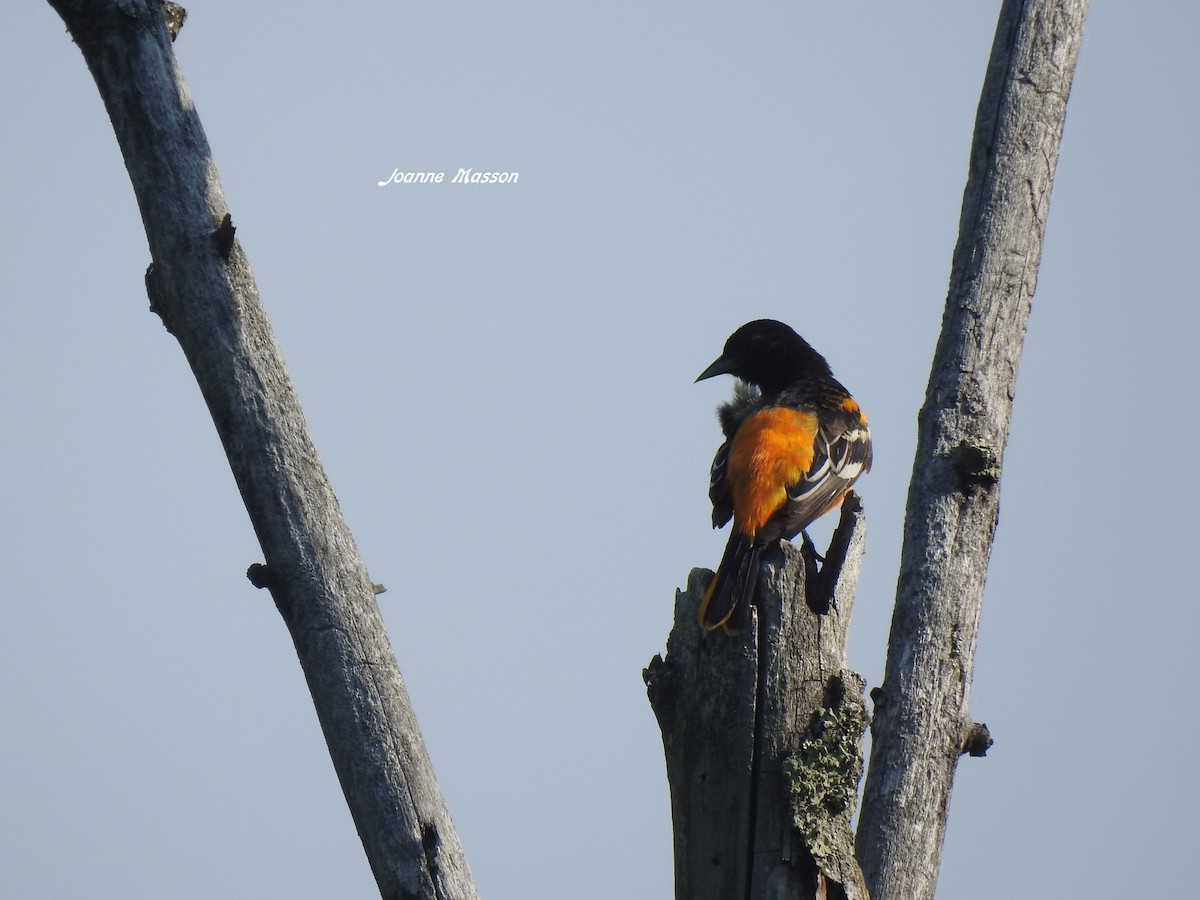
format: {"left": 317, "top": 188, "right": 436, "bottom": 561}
{"left": 698, "top": 533, "right": 761, "bottom": 635}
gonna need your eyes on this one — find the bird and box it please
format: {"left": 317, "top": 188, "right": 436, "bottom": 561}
{"left": 696, "top": 319, "right": 872, "bottom": 634}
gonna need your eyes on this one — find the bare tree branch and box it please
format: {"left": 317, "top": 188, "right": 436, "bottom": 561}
{"left": 44, "top": 2, "right": 477, "bottom": 897}
{"left": 855, "top": 2, "right": 1090, "bottom": 898}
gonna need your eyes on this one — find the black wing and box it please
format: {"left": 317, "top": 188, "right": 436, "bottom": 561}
{"left": 761, "top": 403, "right": 871, "bottom": 543}
{"left": 707, "top": 381, "right": 763, "bottom": 529}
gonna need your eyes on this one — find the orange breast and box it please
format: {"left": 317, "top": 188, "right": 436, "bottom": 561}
{"left": 726, "top": 407, "right": 817, "bottom": 536}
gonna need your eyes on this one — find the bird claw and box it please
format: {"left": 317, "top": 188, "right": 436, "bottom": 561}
{"left": 800, "top": 531, "right": 825, "bottom": 565}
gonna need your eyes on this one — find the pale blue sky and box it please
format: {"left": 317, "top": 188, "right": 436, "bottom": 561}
{"left": 3, "top": 2, "right": 1197, "bottom": 898}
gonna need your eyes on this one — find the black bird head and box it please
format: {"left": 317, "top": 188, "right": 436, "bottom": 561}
{"left": 696, "top": 319, "right": 832, "bottom": 396}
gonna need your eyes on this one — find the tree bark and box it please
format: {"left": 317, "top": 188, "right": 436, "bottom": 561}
{"left": 855, "top": 2, "right": 1089, "bottom": 898}
{"left": 44, "top": 3, "right": 477, "bottom": 898}
{"left": 646, "top": 497, "right": 870, "bottom": 900}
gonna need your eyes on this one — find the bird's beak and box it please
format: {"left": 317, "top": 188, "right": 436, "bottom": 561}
{"left": 695, "top": 355, "right": 735, "bottom": 383}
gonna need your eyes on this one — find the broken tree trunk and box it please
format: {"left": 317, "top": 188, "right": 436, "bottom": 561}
{"left": 646, "top": 496, "right": 869, "bottom": 900}
{"left": 854, "top": 2, "right": 1090, "bottom": 899}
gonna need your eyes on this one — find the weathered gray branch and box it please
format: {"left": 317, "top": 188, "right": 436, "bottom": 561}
{"left": 646, "top": 497, "right": 869, "bottom": 900}
{"left": 44, "top": 2, "right": 477, "bottom": 898}
{"left": 855, "top": 2, "right": 1089, "bottom": 898}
